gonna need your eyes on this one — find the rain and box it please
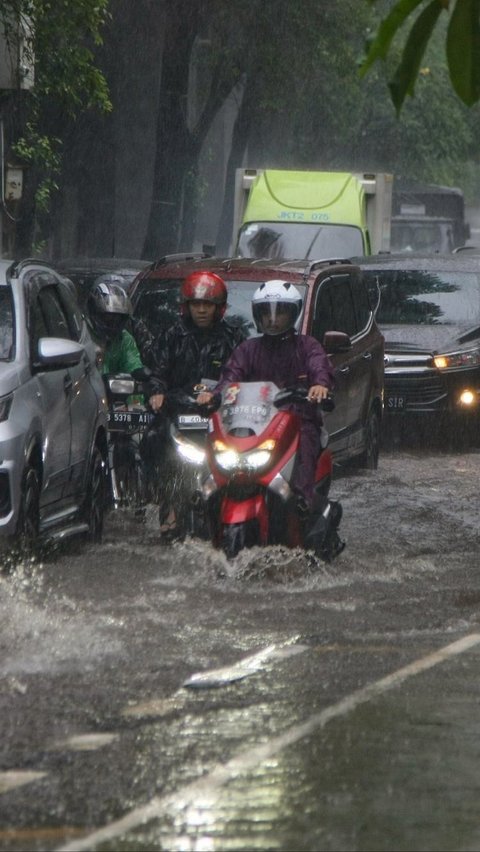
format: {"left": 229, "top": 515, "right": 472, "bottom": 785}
{"left": 1, "top": 2, "right": 480, "bottom": 851}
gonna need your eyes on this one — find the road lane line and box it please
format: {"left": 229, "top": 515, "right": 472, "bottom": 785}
{"left": 58, "top": 632, "right": 480, "bottom": 852}
{"left": 183, "top": 641, "right": 307, "bottom": 688}
{"left": 49, "top": 733, "right": 118, "bottom": 752}
{"left": 0, "top": 771, "right": 46, "bottom": 794}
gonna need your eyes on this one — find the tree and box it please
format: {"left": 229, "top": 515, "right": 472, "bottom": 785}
{"left": 0, "top": 0, "right": 111, "bottom": 253}
{"left": 361, "top": 0, "right": 480, "bottom": 113}
{"left": 142, "top": 0, "right": 255, "bottom": 258}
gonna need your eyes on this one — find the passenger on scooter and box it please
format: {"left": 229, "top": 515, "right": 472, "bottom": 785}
{"left": 197, "top": 279, "right": 335, "bottom": 512}
{"left": 146, "top": 271, "right": 246, "bottom": 538}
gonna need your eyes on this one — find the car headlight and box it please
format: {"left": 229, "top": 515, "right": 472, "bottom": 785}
{"left": 0, "top": 394, "right": 13, "bottom": 423}
{"left": 434, "top": 346, "right": 480, "bottom": 370}
{"left": 213, "top": 439, "right": 276, "bottom": 471}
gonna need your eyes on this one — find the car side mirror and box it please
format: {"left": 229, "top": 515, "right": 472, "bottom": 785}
{"left": 36, "top": 337, "right": 85, "bottom": 369}
{"left": 322, "top": 331, "right": 352, "bottom": 354}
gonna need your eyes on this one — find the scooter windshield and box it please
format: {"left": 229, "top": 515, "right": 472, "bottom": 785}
{"left": 220, "top": 382, "right": 280, "bottom": 437}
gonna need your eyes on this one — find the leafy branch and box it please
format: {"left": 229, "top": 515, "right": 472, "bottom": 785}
{"left": 361, "top": 0, "right": 480, "bottom": 112}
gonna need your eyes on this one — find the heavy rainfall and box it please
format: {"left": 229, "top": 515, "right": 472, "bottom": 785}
{"left": 1, "top": 2, "right": 480, "bottom": 851}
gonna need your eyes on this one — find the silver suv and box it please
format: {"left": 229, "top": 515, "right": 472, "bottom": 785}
{"left": 0, "top": 259, "right": 108, "bottom": 549}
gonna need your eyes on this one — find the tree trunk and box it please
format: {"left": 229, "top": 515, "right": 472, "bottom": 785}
{"left": 215, "top": 76, "right": 257, "bottom": 255}
{"left": 142, "top": 0, "right": 201, "bottom": 259}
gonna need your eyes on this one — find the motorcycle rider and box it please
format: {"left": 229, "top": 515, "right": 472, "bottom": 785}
{"left": 87, "top": 275, "right": 144, "bottom": 376}
{"left": 87, "top": 276, "right": 147, "bottom": 509}
{"left": 198, "top": 279, "right": 335, "bottom": 516}
{"left": 146, "top": 270, "right": 245, "bottom": 537}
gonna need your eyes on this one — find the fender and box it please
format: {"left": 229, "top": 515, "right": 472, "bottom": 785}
{"left": 221, "top": 493, "right": 269, "bottom": 542}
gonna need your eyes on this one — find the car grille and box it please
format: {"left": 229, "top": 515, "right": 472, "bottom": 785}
{"left": 385, "top": 374, "right": 447, "bottom": 410}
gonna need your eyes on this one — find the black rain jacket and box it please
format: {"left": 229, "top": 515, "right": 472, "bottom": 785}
{"left": 149, "top": 315, "right": 246, "bottom": 397}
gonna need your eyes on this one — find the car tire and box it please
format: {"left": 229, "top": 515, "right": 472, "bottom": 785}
{"left": 84, "top": 447, "right": 106, "bottom": 543}
{"left": 16, "top": 463, "right": 41, "bottom": 552}
{"left": 355, "top": 407, "right": 381, "bottom": 470}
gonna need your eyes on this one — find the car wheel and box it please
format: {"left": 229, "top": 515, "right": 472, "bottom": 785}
{"left": 355, "top": 408, "right": 381, "bottom": 470}
{"left": 85, "top": 447, "right": 106, "bottom": 543}
{"left": 17, "top": 464, "right": 40, "bottom": 552}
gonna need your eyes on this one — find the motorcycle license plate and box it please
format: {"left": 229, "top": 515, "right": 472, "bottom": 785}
{"left": 107, "top": 410, "right": 154, "bottom": 433}
{"left": 386, "top": 395, "right": 406, "bottom": 411}
{"left": 178, "top": 414, "right": 208, "bottom": 429}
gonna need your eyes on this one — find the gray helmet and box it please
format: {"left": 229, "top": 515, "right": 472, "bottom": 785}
{"left": 87, "top": 276, "right": 132, "bottom": 342}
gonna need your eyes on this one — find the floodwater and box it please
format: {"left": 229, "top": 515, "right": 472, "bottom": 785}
{"left": 0, "top": 447, "right": 479, "bottom": 851}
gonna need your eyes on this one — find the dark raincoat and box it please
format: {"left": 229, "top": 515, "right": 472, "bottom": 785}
{"left": 142, "top": 315, "right": 245, "bottom": 491}
{"left": 216, "top": 331, "right": 335, "bottom": 504}
{"left": 149, "top": 315, "right": 245, "bottom": 396}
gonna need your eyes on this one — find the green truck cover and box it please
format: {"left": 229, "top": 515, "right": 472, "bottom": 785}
{"left": 243, "top": 170, "right": 366, "bottom": 228}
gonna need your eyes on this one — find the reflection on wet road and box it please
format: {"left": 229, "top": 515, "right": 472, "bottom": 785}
{"left": 0, "top": 448, "right": 479, "bottom": 851}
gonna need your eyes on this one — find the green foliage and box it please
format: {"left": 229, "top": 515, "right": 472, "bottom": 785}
{"left": 1, "top": 0, "right": 111, "bottom": 228}
{"left": 362, "top": 0, "right": 480, "bottom": 112}
{"left": 447, "top": 0, "right": 480, "bottom": 105}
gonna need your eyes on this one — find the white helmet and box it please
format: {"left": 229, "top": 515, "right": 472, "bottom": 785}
{"left": 252, "top": 279, "right": 303, "bottom": 335}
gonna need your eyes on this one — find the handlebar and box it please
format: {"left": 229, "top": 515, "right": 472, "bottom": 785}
{"left": 273, "top": 386, "right": 335, "bottom": 412}
{"left": 166, "top": 388, "right": 220, "bottom": 416}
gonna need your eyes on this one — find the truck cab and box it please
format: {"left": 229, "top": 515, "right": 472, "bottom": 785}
{"left": 233, "top": 169, "right": 393, "bottom": 260}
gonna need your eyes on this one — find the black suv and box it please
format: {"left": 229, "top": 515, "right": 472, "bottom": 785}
{"left": 357, "top": 253, "right": 480, "bottom": 440}
{"left": 130, "top": 254, "right": 385, "bottom": 468}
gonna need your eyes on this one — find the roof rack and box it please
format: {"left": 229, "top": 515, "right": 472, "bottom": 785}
{"left": 151, "top": 252, "right": 212, "bottom": 272}
{"left": 9, "top": 258, "right": 54, "bottom": 279}
{"left": 302, "top": 257, "right": 352, "bottom": 280}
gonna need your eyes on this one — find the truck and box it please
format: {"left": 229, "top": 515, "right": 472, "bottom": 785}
{"left": 232, "top": 168, "right": 393, "bottom": 260}
{"left": 390, "top": 179, "right": 470, "bottom": 253}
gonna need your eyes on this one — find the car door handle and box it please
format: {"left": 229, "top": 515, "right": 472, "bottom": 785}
{"left": 362, "top": 352, "right": 373, "bottom": 361}
{"left": 64, "top": 374, "right": 73, "bottom": 394}
{"left": 339, "top": 366, "right": 350, "bottom": 374}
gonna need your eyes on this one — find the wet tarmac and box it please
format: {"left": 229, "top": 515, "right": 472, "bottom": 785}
{"left": 0, "top": 446, "right": 479, "bottom": 851}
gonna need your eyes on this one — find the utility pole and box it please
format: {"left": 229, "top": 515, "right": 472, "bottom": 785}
{"left": 0, "top": 11, "right": 34, "bottom": 256}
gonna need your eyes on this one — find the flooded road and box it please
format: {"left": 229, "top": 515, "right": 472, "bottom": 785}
{"left": 0, "top": 447, "right": 479, "bottom": 851}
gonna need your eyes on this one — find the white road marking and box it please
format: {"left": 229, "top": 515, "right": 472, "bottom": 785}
{"left": 122, "top": 696, "right": 186, "bottom": 718}
{"left": 183, "top": 642, "right": 307, "bottom": 688}
{"left": 58, "top": 633, "right": 480, "bottom": 852}
{"left": 0, "top": 771, "right": 46, "bottom": 794}
{"left": 49, "top": 733, "right": 118, "bottom": 752}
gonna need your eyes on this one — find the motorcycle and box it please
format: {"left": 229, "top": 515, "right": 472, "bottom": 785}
{"left": 103, "top": 369, "right": 154, "bottom": 512}
{"left": 155, "top": 381, "right": 216, "bottom": 539}
{"left": 198, "top": 381, "right": 345, "bottom": 561}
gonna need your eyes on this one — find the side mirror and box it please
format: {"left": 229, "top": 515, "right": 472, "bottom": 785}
{"left": 37, "top": 337, "right": 84, "bottom": 368}
{"left": 323, "top": 331, "right": 352, "bottom": 354}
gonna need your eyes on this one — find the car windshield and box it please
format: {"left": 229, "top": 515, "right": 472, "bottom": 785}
{"left": 363, "top": 269, "right": 480, "bottom": 325}
{"left": 0, "top": 288, "right": 14, "bottom": 360}
{"left": 133, "top": 278, "right": 306, "bottom": 337}
{"left": 237, "top": 222, "right": 364, "bottom": 260}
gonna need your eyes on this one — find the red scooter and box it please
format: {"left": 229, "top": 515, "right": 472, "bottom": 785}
{"left": 200, "top": 381, "right": 344, "bottom": 560}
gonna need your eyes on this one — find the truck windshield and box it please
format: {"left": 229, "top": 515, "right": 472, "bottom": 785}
{"left": 390, "top": 220, "right": 456, "bottom": 254}
{"left": 237, "top": 222, "right": 364, "bottom": 260}
{"left": 0, "top": 288, "right": 14, "bottom": 360}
